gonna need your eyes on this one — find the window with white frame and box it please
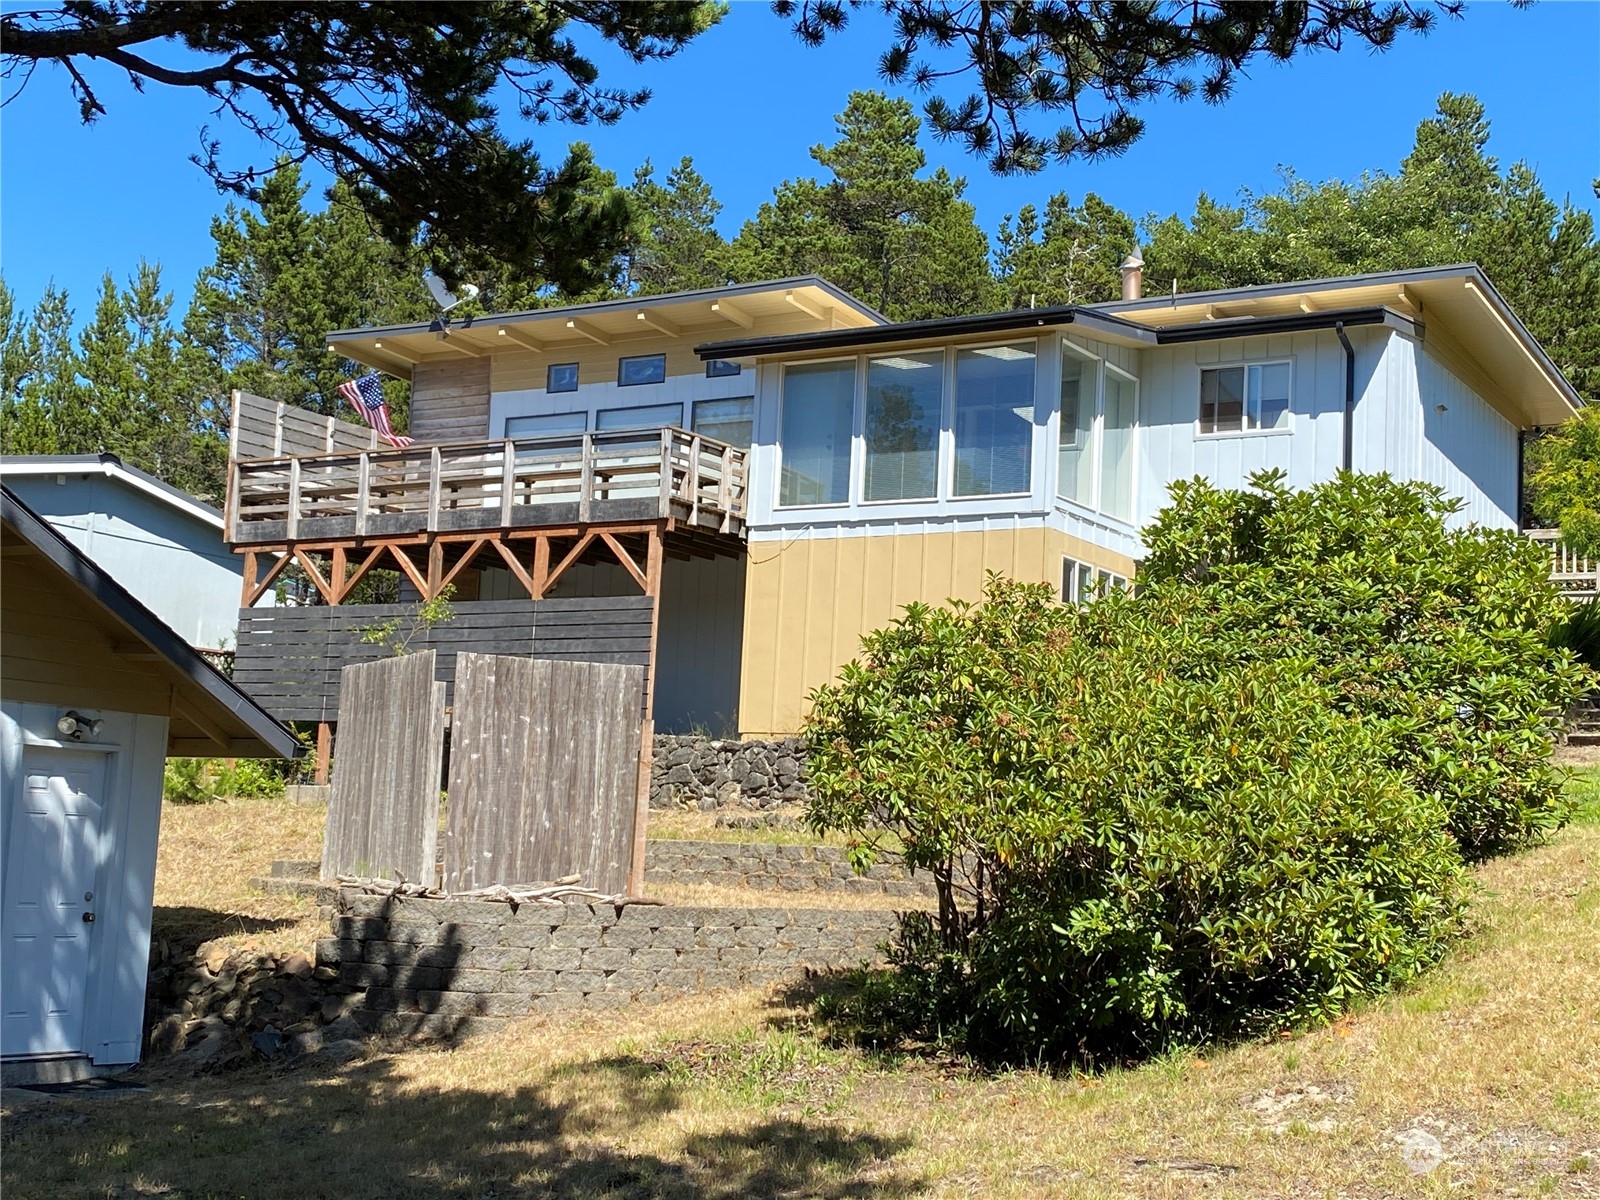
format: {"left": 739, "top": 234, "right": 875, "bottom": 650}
{"left": 779, "top": 360, "right": 855, "bottom": 507}
{"left": 1057, "top": 347, "right": 1097, "bottom": 509}
{"left": 506, "top": 411, "right": 585, "bottom": 437}
{"left": 692, "top": 397, "right": 753, "bottom": 448}
{"left": 953, "top": 343, "right": 1035, "bottom": 497}
{"left": 1062, "top": 557, "right": 1130, "bottom": 604}
{"left": 1199, "top": 361, "right": 1291, "bottom": 434}
{"left": 865, "top": 352, "right": 942, "bottom": 501}
{"left": 1099, "top": 366, "right": 1138, "bottom": 522}
{"left": 596, "top": 402, "right": 683, "bottom": 432}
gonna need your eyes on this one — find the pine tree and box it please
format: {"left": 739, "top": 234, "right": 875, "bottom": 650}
{"left": 728, "top": 92, "right": 996, "bottom": 320}
{"left": 628, "top": 157, "right": 728, "bottom": 295}
{"left": 994, "top": 192, "right": 1137, "bottom": 309}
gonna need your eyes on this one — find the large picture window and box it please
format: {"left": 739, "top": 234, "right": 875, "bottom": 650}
{"left": 1200, "top": 362, "right": 1290, "bottom": 433}
{"left": 865, "top": 352, "right": 942, "bottom": 501}
{"left": 953, "top": 343, "right": 1034, "bottom": 497}
{"left": 1099, "top": 367, "right": 1137, "bottom": 522}
{"left": 779, "top": 361, "right": 855, "bottom": 507}
{"left": 692, "top": 397, "right": 753, "bottom": 448}
{"left": 1057, "top": 347, "right": 1097, "bottom": 508}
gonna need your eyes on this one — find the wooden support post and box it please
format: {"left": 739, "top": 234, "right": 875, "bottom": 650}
{"left": 286, "top": 457, "right": 301, "bottom": 541}
{"left": 718, "top": 443, "right": 733, "bottom": 533}
{"left": 500, "top": 439, "right": 515, "bottom": 526}
{"left": 578, "top": 432, "right": 594, "bottom": 523}
{"left": 427, "top": 444, "right": 442, "bottom": 532}
{"left": 628, "top": 718, "right": 654, "bottom": 899}
{"left": 688, "top": 433, "right": 702, "bottom": 527}
{"left": 330, "top": 546, "right": 348, "bottom": 604}
{"left": 314, "top": 721, "right": 332, "bottom": 785}
{"left": 531, "top": 535, "right": 551, "bottom": 599}
{"left": 658, "top": 426, "right": 673, "bottom": 516}
{"left": 355, "top": 452, "right": 370, "bottom": 538}
{"left": 426, "top": 538, "right": 445, "bottom": 600}
{"left": 642, "top": 523, "right": 665, "bottom": 718}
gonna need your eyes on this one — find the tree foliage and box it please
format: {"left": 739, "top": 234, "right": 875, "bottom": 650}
{"left": 805, "top": 474, "right": 1591, "bottom": 1063}
{"left": 1527, "top": 406, "right": 1600, "bottom": 558}
{"left": 1, "top": 1, "right": 725, "bottom": 290}
{"left": 628, "top": 157, "right": 729, "bottom": 296}
{"left": 728, "top": 91, "right": 996, "bottom": 320}
{"left": 779, "top": 1, "right": 1464, "bottom": 172}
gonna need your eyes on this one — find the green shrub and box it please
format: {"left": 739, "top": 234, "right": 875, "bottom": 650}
{"left": 807, "top": 578, "right": 1468, "bottom": 1063}
{"left": 162, "top": 757, "right": 286, "bottom": 804}
{"left": 1138, "top": 470, "right": 1593, "bottom": 858}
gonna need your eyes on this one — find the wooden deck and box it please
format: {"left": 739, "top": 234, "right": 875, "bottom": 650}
{"left": 226, "top": 426, "right": 748, "bottom": 547}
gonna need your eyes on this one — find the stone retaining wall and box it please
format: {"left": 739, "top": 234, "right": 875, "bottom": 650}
{"left": 318, "top": 890, "right": 898, "bottom": 1040}
{"left": 649, "top": 735, "right": 811, "bottom": 810}
{"left": 646, "top": 840, "right": 934, "bottom": 899}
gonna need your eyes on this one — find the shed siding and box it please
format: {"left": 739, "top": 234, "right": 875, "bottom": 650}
{"left": 410, "top": 359, "right": 491, "bottom": 444}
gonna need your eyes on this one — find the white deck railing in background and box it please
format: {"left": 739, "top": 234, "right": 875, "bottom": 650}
{"left": 1527, "top": 528, "right": 1599, "bottom": 600}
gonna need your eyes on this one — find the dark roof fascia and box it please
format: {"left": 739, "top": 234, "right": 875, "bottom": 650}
{"left": 1152, "top": 306, "right": 1422, "bottom": 345}
{"left": 695, "top": 305, "right": 1158, "bottom": 360}
{"left": 0, "top": 487, "right": 302, "bottom": 759}
{"left": 326, "top": 276, "right": 888, "bottom": 342}
{"left": 1, "top": 452, "right": 224, "bottom": 523}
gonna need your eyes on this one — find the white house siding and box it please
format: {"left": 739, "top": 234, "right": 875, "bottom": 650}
{"left": 479, "top": 553, "right": 745, "bottom": 736}
{"left": 2, "top": 474, "right": 245, "bottom": 650}
{"left": 1355, "top": 334, "right": 1518, "bottom": 528}
{"left": 1, "top": 702, "right": 167, "bottom": 1068}
{"left": 1131, "top": 327, "right": 1372, "bottom": 530}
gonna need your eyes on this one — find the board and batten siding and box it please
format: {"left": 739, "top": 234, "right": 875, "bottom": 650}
{"left": 409, "top": 359, "right": 491, "bottom": 444}
{"left": 1356, "top": 333, "right": 1518, "bottom": 528}
{"left": 1131, "top": 326, "right": 1369, "bottom": 530}
{"left": 738, "top": 522, "right": 1136, "bottom": 739}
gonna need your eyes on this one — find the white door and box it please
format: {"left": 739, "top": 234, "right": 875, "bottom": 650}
{"left": 2, "top": 747, "right": 106, "bottom": 1058}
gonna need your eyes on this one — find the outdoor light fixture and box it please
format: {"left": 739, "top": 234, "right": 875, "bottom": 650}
{"left": 1434, "top": 403, "right": 1449, "bottom": 414}
{"left": 56, "top": 710, "right": 103, "bottom": 740}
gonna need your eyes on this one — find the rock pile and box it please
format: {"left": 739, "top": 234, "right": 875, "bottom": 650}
{"left": 649, "top": 735, "right": 811, "bottom": 811}
{"left": 143, "top": 940, "right": 364, "bottom": 1071}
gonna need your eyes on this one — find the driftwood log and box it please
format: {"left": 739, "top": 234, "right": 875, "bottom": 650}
{"left": 335, "top": 872, "right": 662, "bottom": 907}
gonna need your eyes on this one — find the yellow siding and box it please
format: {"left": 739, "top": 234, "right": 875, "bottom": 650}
{"left": 738, "top": 527, "right": 1138, "bottom": 737}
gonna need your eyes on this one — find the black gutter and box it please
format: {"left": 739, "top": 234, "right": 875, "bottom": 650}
{"left": 697, "top": 303, "right": 1419, "bottom": 361}
{"left": 1335, "top": 322, "right": 1356, "bottom": 472}
{"left": 0, "top": 487, "right": 303, "bottom": 759}
{"left": 695, "top": 305, "right": 1157, "bottom": 359}
{"left": 1153, "top": 306, "right": 1419, "bottom": 346}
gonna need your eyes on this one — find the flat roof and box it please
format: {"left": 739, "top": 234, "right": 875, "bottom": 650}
{"left": 2, "top": 486, "right": 301, "bottom": 759}
{"left": 326, "top": 277, "right": 888, "bottom": 378}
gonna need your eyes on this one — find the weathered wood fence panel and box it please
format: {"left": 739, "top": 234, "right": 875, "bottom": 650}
{"left": 233, "top": 597, "right": 652, "bottom": 723}
{"left": 444, "top": 653, "right": 644, "bottom": 896}
{"left": 320, "top": 652, "right": 446, "bottom": 884}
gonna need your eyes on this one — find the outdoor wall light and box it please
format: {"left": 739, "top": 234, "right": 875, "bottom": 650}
{"left": 1434, "top": 403, "right": 1449, "bottom": 414}
{"left": 56, "top": 710, "right": 104, "bottom": 740}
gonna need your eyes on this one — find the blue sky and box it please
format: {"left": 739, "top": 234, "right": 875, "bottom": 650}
{"left": 2, "top": 1, "right": 1596, "bottom": 320}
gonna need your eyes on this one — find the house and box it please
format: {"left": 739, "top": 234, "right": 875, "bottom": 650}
{"left": 1, "top": 487, "right": 299, "bottom": 1084}
{"left": 219, "top": 265, "right": 1582, "bottom": 743}
{"left": 1, "top": 453, "right": 260, "bottom": 653}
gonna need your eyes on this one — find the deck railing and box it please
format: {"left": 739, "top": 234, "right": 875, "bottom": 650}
{"left": 227, "top": 426, "right": 747, "bottom": 544}
{"left": 1527, "top": 528, "right": 1599, "bottom": 599}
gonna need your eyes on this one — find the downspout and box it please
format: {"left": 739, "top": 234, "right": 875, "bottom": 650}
{"left": 1335, "top": 321, "right": 1355, "bottom": 473}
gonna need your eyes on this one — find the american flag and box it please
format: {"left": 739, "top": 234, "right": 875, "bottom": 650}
{"left": 336, "top": 373, "right": 413, "bottom": 448}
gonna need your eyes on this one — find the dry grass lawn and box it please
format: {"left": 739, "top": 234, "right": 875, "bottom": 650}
{"left": 2, "top": 773, "right": 1596, "bottom": 1199}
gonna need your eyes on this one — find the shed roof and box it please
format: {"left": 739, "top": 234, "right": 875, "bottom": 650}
{"left": 1, "top": 486, "right": 300, "bottom": 759}
{"left": 1, "top": 453, "right": 224, "bottom": 530}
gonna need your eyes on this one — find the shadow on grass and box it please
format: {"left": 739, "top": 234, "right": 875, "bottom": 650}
{"left": 0, "top": 1049, "right": 922, "bottom": 1200}
{"left": 151, "top": 904, "right": 303, "bottom": 952}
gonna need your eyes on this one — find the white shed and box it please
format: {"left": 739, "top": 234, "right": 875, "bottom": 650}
{"left": 1, "top": 487, "right": 299, "bottom": 1084}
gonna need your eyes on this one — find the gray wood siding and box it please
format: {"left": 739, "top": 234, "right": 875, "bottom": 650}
{"left": 410, "top": 360, "right": 491, "bottom": 444}
{"left": 233, "top": 597, "right": 653, "bottom": 724}
{"left": 443, "top": 654, "right": 644, "bottom": 894}
{"left": 320, "top": 652, "right": 446, "bottom": 884}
